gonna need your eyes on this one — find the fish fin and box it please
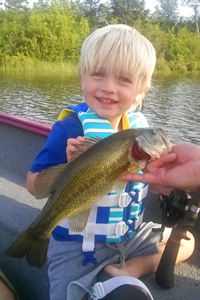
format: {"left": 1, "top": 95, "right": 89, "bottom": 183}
{"left": 113, "top": 179, "right": 128, "bottom": 193}
{"left": 68, "top": 210, "right": 91, "bottom": 232}
{"left": 33, "top": 163, "right": 68, "bottom": 199}
{"left": 4, "top": 228, "right": 49, "bottom": 269}
{"left": 128, "top": 160, "right": 146, "bottom": 172}
{"left": 90, "top": 136, "right": 102, "bottom": 143}
{"left": 70, "top": 137, "right": 101, "bottom": 161}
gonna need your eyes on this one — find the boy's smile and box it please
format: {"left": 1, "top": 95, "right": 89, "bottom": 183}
{"left": 97, "top": 97, "right": 117, "bottom": 104}
{"left": 80, "top": 65, "right": 143, "bottom": 132}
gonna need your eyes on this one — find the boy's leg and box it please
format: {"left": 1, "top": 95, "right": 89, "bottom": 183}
{"left": 104, "top": 231, "right": 195, "bottom": 278}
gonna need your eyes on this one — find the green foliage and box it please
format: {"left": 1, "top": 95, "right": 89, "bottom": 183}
{"left": 181, "top": 0, "right": 200, "bottom": 35}
{"left": 0, "top": 0, "right": 200, "bottom": 74}
{"left": 4, "top": 0, "right": 29, "bottom": 11}
{"left": 81, "top": 0, "right": 100, "bottom": 29}
{"left": 164, "top": 27, "right": 200, "bottom": 72}
{"left": 110, "top": 0, "right": 149, "bottom": 26}
{"left": 26, "top": 8, "right": 89, "bottom": 62}
{"left": 133, "top": 20, "right": 200, "bottom": 73}
{"left": 155, "top": 0, "right": 179, "bottom": 27}
{"left": 0, "top": 1, "right": 90, "bottom": 65}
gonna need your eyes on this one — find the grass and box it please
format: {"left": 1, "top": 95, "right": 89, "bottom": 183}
{"left": 1, "top": 55, "right": 200, "bottom": 75}
{"left": 0, "top": 56, "right": 78, "bottom": 74}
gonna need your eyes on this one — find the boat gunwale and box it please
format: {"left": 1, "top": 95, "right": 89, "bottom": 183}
{"left": 0, "top": 111, "right": 52, "bottom": 136}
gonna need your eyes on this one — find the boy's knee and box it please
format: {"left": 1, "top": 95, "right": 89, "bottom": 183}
{"left": 160, "top": 230, "right": 195, "bottom": 264}
{"left": 180, "top": 231, "right": 195, "bottom": 257}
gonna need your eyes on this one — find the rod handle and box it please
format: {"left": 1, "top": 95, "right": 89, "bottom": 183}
{"left": 155, "top": 238, "right": 180, "bottom": 288}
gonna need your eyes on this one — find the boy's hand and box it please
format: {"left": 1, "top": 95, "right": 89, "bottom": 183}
{"left": 66, "top": 136, "right": 85, "bottom": 162}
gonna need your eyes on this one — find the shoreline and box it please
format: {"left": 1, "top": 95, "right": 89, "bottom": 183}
{"left": 1, "top": 61, "right": 200, "bottom": 75}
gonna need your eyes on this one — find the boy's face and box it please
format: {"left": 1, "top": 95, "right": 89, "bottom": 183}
{"left": 80, "top": 64, "right": 143, "bottom": 129}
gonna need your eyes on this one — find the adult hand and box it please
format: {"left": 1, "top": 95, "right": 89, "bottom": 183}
{"left": 121, "top": 142, "right": 200, "bottom": 192}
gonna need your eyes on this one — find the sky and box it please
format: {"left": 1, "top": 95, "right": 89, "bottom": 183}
{"left": 145, "top": 0, "right": 193, "bottom": 17}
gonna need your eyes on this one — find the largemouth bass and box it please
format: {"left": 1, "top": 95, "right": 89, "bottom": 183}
{"left": 5, "top": 128, "right": 171, "bottom": 269}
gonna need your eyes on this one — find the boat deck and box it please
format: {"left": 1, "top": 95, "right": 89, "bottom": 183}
{"left": 1, "top": 120, "right": 200, "bottom": 300}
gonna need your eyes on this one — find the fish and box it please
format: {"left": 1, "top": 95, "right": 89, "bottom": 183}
{"left": 4, "top": 128, "right": 171, "bottom": 269}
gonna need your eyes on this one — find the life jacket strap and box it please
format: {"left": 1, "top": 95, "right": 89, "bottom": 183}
{"left": 68, "top": 215, "right": 144, "bottom": 239}
{"left": 82, "top": 248, "right": 98, "bottom": 266}
{"left": 95, "top": 192, "right": 134, "bottom": 207}
{"left": 90, "top": 276, "right": 154, "bottom": 300}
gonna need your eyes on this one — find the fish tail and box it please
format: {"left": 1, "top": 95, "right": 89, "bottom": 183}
{"left": 4, "top": 228, "right": 49, "bottom": 269}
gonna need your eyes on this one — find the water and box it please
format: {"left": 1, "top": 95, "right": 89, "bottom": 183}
{"left": 143, "top": 75, "right": 200, "bottom": 144}
{"left": 0, "top": 70, "right": 200, "bottom": 145}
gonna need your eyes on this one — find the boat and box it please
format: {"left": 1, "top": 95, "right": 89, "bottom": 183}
{"left": 0, "top": 111, "right": 200, "bottom": 300}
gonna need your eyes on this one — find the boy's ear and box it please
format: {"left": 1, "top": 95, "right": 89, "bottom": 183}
{"left": 136, "top": 86, "right": 148, "bottom": 102}
{"left": 79, "top": 74, "right": 84, "bottom": 92}
{"left": 143, "top": 86, "right": 148, "bottom": 94}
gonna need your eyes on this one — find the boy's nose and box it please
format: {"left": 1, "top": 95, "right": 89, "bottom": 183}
{"left": 101, "top": 78, "right": 117, "bottom": 93}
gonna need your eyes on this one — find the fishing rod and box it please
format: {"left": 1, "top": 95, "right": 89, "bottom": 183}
{"left": 153, "top": 189, "right": 200, "bottom": 288}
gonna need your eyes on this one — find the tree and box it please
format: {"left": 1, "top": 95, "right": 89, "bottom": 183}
{"left": 80, "top": 0, "right": 115, "bottom": 30}
{"left": 155, "top": 0, "right": 179, "bottom": 27}
{"left": 81, "top": 0, "right": 101, "bottom": 29}
{"left": 32, "top": 0, "right": 50, "bottom": 10}
{"left": 5, "top": 0, "right": 29, "bottom": 11}
{"left": 110, "top": 0, "right": 149, "bottom": 26}
{"left": 182, "top": 0, "right": 200, "bottom": 35}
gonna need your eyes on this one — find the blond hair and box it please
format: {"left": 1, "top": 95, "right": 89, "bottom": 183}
{"left": 78, "top": 24, "right": 156, "bottom": 96}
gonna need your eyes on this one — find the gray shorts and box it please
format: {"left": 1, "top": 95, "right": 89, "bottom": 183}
{"left": 47, "top": 222, "right": 163, "bottom": 300}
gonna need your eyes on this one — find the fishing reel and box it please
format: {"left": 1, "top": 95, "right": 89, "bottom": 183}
{"left": 153, "top": 189, "right": 192, "bottom": 233}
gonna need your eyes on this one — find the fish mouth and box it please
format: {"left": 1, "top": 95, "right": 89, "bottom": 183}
{"left": 131, "top": 142, "right": 151, "bottom": 161}
{"left": 134, "top": 129, "right": 172, "bottom": 162}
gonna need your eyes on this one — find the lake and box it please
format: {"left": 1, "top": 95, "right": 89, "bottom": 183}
{"left": 0, "top": 70, "right": 199, "bottom": 145}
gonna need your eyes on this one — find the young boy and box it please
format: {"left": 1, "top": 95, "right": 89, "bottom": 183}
{"left": 27, "top": 25, "right": 194, "bottom": 300}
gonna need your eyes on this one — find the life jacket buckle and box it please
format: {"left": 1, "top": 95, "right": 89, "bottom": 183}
{"left": 92, "top": 282, "right": 106, "bottom": 299}
{"left": 116, "top": 221, "right": 129, "bottom": 236}
{"left": 82, "top": 248, "right": 98, "bottom": 266}
{"left": 125, "top": 219, "right": 136, "bottom": 231}
{"left": 119, "top": 192, "right": 133, "bottom": 207}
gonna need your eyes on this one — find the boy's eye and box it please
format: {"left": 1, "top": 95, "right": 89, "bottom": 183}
{"left": 92, "top": 72, "right": 103, "bottom": 77}
{"left": 119, "top": 77, "right": 130, "bottom": 82}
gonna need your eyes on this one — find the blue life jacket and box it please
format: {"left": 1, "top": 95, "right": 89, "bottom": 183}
{"left": 52, "top": 104, "right": 149, "bottom": 265}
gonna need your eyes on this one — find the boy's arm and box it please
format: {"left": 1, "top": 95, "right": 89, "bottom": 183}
{"left": 26, "top": 123, "right": 68, "bottom": 196}
{"left": 27, "top": 171, "right": 39, "bottom": 195}
{"left": 26, "top": 136, "right": 77, "bottom": 196}
{"left": 27, "top": 115, "right": 84, "bottom": 196}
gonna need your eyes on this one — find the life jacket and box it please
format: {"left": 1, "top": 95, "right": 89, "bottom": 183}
{"left": 53, "top": 104, "right": 149, "bottom": 265}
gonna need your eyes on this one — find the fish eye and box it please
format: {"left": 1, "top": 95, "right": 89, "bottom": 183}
{"left": 152, "top": 129, "right": 157, "bottom": 135}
